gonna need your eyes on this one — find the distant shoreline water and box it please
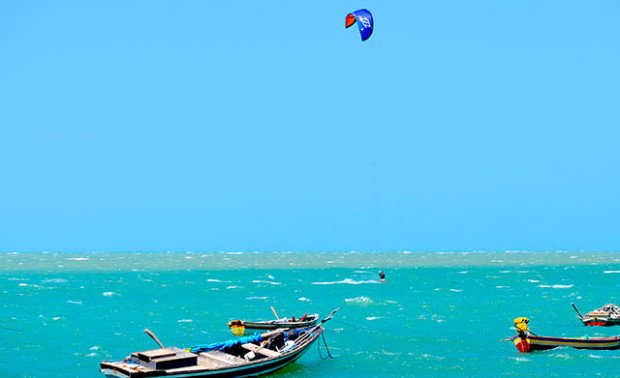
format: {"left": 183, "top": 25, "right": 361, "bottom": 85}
{"left": 1, "top": 251, "right": 620, "bottom": 272}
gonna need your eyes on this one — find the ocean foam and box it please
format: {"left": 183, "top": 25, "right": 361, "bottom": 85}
{"left": 252, "top": 280, "right": 281, "bottom": 285}
{"left": 509, "top": 356, "right": 531, "bottom": 362}
{"left": 42, "top": 278, "right": 67, "bottom": 283}
{"left": 538, "top": 284, "right": 574, "bottom": 289}
{"left": 345, "top": 296, "right": 373, "bottom": 305}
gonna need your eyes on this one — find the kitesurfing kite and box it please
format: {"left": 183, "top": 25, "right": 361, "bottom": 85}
{"left": 345, "top": 9, "right": 374, "bottom": 41}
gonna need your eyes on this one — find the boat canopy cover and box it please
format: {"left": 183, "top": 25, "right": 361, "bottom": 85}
{"left": 189, "top": 333, "right": 262, "bottom": 354}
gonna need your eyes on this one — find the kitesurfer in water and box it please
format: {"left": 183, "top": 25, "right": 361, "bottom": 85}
{"left": 379, "top": 270, "right": 386, "bottom": 283}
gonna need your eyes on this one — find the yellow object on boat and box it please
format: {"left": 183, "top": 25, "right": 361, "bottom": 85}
{"left": 228, "top": 320, "right": 245, "bottom": 336}
{"left": 513, "top": 317, "right": 529, "bottom": 333}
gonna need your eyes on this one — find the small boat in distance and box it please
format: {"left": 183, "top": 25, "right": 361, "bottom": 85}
{"left": 100, "top": 309, "right": 338, "bottom": 378}
{"left": 572, "top": 303, "right": 620, "bottom": 326}
{"left": 510, "top": 316, "right": 620, "bottom": 352}
{"left": 228, "top": 307, "right": 319, "bottom": 336}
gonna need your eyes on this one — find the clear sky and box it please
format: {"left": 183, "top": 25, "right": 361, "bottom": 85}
{"left": 1, "top": 1, "right": 619, "bottom": 252}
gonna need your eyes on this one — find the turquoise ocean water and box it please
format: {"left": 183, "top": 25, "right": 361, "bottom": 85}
{"left": 2, "top": 251, "right": 620, "bottom": 377}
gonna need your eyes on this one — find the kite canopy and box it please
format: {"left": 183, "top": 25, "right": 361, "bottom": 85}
{"left": 345, "top": 9, "right": 374, "bottom": 41}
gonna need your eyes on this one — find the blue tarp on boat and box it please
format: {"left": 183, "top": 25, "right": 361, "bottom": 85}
{"left": 189, "top": 333, "right": 263, "bottom": 354}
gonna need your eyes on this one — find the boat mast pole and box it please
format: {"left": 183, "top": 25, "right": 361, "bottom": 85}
{"left": 571, "top": 303, "right": 584, "bottom": 319}
{"left": 144, "top": 328, "right": 165, "bottom": 349}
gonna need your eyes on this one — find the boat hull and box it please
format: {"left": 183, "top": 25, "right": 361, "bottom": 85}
{"left": 101, "top": 328, "right": 324, "bottom": 378}
{"left": 513, "top": 334, "right": 620, "bottom": 353}
{"left": 581, "top": 318, "right": 620, "bottom": 327}
{"left": 241, "top": 319, "right": 318, "bottom": 331}
{"left": 228, "top": 314, "right": 319, "bottom": 334}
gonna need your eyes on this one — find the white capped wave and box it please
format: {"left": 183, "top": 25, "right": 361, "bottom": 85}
{"left": 246, "top": 296, "right": 268, "bottom": 300}
{"left": 67, "top": 300, "right": 82, "bottom": 305}
{"left": 528, "top": 279, "right": 540, "bottom": 283}
{"left": 345, "top": 296, "right": 373, "bottom": 305}
{"left": 18, "top": 283, "right": 43, "bottom": 288}
{"left": 226, "top": 285, "right": 243, "bottom": 289}
{"left": 538, "top": 284, "right": 574, "bottom": 289}
{"left": 550, "top": 353, "right": 572, "bottom": 359}
{"left": 298, "top": 297, "right": 311, "bottom": 302}
{"left": 419, "top": 353, "right": 445, "bottom": 360}
{"left": 207, "top": 279, "right": 223, "bottom": 283}
{"left": 102, "top": 291, "right": 119, "bottom": 297}
{"left": 312, "top": 278, "right": 379, "bottom": 285}
{"left": 603, "top": 271, "right": 620, "bottom": 274}
{"left": 252, "top": 280, "right": 281, "bottom": 285}
{"left": 366, "top": 316, "right": 384, "bottom": 321}
{"left": 509, "top": 356, "right": 531, "bottom": 362}
{"left": 66, "top": 257, "right": 89, "bottom": 261}
{"left": 42, "top": 278, "right": 67, "bottom": 283}
{"left": 449, "top": 289, "right": 463, "bottom": 292}
{"left": 177, "top": 319, "right": 193, "bottom": 323}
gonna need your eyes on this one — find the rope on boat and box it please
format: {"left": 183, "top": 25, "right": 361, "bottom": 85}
{"left": 318, "top": 332, "right": 335, "bottom": 360}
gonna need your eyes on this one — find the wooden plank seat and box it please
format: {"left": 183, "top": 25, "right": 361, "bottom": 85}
{"left": 241, "top": 343, "right": 281, "bottom": 358}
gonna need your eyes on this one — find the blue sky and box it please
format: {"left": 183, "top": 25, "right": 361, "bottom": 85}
{"left": 1, "top": 1, "right": 619, "bottom": 252}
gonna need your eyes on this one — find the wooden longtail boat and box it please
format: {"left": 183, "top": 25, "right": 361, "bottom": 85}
{"left": 511, "top": 316, "right": 620, "bottom": 353}
{"left": 227, "top": 313, "right": 319, "bottom": 336}
{"left": 100, "top": 309, "right": 338, "bottom": 378}
{"left": 572, "top": 303, "right": 620, "bottom": 327}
